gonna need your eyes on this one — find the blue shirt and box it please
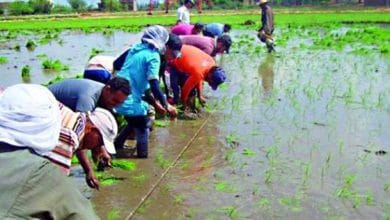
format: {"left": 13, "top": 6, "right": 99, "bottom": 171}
{"left": 48, "top": 79, "right": 104, "bottom": 112}
{"left": 115, "top": 43, "right": 160, "bottom": 117}
{"left": 204, "top": 23, "right": 224, "bottom": 38}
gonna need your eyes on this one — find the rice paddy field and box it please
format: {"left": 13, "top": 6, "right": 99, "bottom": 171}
{"left": 0, "top": 8, "right": 389, "bottom": 220}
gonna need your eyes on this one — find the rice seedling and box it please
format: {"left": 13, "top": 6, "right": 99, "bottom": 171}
{"left": 301, "top": 162, "right": 312, "bottom": 187}
{"left": 218, "top": 206, "right": 238, "bottom": 219}
{"left": 21, "top": 65, "right": 31, "bottom": 79}
{"left": 42, "top": 58, "right": 69, "bottom": 71}
{"left": 71, "top": 155, "right": 79, "bottom": 165}
{"left": 95, "top": 172, "right": 123, "bottom": 186}
{"left": 89, "top": 47, "right": 104, "bottom": 59}
{"left": 278, "top": 195, "right": 302, "bottom": 212}
{"left": 385, "top": 182, "right": 390, "bottom": 192}
{"left": 111, "top": 159, "right": 136, "bottom": 171}
{"left": 13, "top": 44, "right": 21, "bottom": 51}
{"left": 155, "top": 149, "right": 171, "bottom": 169}
{"left": 257, "top": 197, "right": 271, "bottom": 210}
{"left": 25, "top": 39, "right": 37, "bottom": 50}
{"left": 107, "top": 209, "right": 120, "bottom": 220}
{"left": 225, "top": 133, "right": 239, "bottom": 147}
{"left": 215, "top": 181, "right": 235, "bottom": 193}
{"left": 174, "top": 194, "right": 185, "bottom": 204}
{"left": 242, "top": 148, "right": 255, "bottom": 156}
{"left": 154, "top": 119, "right": 169, "bottom": 127}
{"left": 0, "top": 56, "right": 8, "bottom": 64}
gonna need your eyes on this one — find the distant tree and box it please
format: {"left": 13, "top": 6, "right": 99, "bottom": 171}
{"left": 28, "top": 0, "right": 53, "bottom": 13}
{"left": 8, "top": 1, "right": 34, "bottom": 15}
{"left": 102, "top": 0, "right": 123, "bottom": 11}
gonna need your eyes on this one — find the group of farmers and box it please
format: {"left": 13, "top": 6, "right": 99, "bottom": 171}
{"left": 0, "top": 21, "right": 230, "bottom": 219}
{"left": 0, "top": 0, "right": 275, "bottom": 217}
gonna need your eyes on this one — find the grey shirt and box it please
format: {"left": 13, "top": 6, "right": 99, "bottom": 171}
{"left": 49, "top": 78, "right": 104, "bottom": 112}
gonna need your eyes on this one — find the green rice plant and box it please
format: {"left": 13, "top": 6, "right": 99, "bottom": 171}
{"left": 326, "top": 216, "right": 346, "bottom": 220}
{"left": 218, "top": 206, "right": 237, "bottom": 219}
{"left": 257, "top": 197, "right": 271, "bottom": 210}
{"left": 278, "top": 196, "right": 302, "bottom": 212}
{"left": 21, "top": 65, "right": 31, "bottom": 79}
{"left": 25, "top": 39, "right": 37, "bottom": 50}
{"left": 215, "top": 181, "right": 235, "bottom": 193}
{"left": 95, "top": 172, "right": 123, "bottom": 186}
{"left": 174, "top": 194, "right": 185, "bottom": 204}
{"left": 71, "top": 155, "right": 79, "bottom": 165}
{"left": 42, "top": 58, "right": 69, "bottom": 71}
{"left": 0, "top": 56, "right": 8, "bottom": 64}
{"left": 225, "top": 133, "right": 239, "bottom": 146}
{"left": 154, "top": 119, "right": 169, "bottom": 127}
{"left": 89, "top": 47, "right": 104, "bottom": 59}
{"left": 38, "top": 32, "right": 59, "bottom": 44}
{"left": 107, "top": 209, "right": 120, "bottom": 220}
{"left": 301, "top": 162, "right": 312, "bottom": 187}
{"left": 242, "top": 148, "right": 255, "bottom": 156}
{"left": 135, "top": 200, "right": 151, "bottom": 214}
{"left": 132, "top": 173, "right": 147, "bottom": 183}
{"left": 111, "top": 159, "right": 136, "bottom": 171}
{"left": 385, "top": 182, "right": 390, "bottom": 192}
{"left": 13, "top": 44, "right": 21, "bottom": 51}
{"left": 224, "top": 149, "right": 235, "bottom": 164}
{"left": 155, "top": 149, "right": 171, "bottom": 169}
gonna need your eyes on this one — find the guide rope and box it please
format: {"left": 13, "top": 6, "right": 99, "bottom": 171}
{"left": 125, "top": 113, "right": 211, "bottom": 219}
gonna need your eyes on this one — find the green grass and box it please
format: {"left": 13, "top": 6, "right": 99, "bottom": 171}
{"left": 0, "top": 11, "right": 388, "bottom": 31}
{"left": 21, "top": 65, "right": 31, "bottom": 79}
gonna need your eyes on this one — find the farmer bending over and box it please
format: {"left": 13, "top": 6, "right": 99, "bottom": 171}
{"left": 114, "top": 25, "right": 178, "bottom": 158}
{"left": 166, "top": 45, "right": 226, "bottom": 110}
{"left": 0, "top": 84, "right": 98, "bottom": 219}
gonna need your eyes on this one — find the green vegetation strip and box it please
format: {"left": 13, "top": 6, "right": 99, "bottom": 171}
{"left": 0, "top": 11, "right": 389, "bottom": 31}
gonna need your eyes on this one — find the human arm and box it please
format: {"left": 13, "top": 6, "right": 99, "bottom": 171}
{"left": 181, "top": 75, "right": 202, "bottom": 104}
{"left": 76, "top": 150, "right": 99, "bottom": 190}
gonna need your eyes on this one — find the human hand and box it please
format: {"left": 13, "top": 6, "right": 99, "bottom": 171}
{"left": 199, "top": 96, "right": 207, "bottom": 106}
{"left": 154, "top": 101, "right": 167, "bottom": 115}
{"left": 166, "top": 104, "right": 177, "bottom": 119}
{"left": 86, "top": 171, "right": 100, "bottom": 190}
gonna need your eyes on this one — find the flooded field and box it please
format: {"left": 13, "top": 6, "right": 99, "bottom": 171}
{"left": 0, "top": 30, "right": 141, "bottom": 87}
{"left": 0, "top": 25, "right": 389, "bottom": 219}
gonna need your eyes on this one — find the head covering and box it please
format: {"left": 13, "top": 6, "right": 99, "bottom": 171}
{"left": 141, "top": 25, "right": 169, "bottom": 54}
{"left": 185, "top": 0, "right": 195, "bottom": 5}
{"left": 0, "top": 84, "right": 61, "bottom": 155}
{"left": 88, "top": 108, "right": 118, "bottom": 154}
{"left": 217, "top": 34, "right": 232, "bottom": 54}
{"left": 166, "top": 33, "right": 183, "bottom": 58}
{"left": 209, "top": 67, "right": 227, "bottom": 90}
{"left": 88, "top": 55, "right": 115, "bottom": 73}
{"left": 259, "top": 0, "right": 268, "bottom": 4}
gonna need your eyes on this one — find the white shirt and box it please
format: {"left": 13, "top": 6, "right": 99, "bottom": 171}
{"left": 177, "top": 5, "right": 190, "bottom": 24}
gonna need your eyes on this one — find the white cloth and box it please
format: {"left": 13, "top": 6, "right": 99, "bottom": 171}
{"left": 141, "top": 25, "right": 169, "bottom": 54}
{"left": 88, "top": 55, "right": 115, "bottom": 73}
{"left": 177, "top": 5, "right": 190, "bottom": 24}
{"left": 0, "top": 84, "right": 61, "bottom": 155}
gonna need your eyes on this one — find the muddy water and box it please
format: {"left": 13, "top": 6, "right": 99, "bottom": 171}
{"left": 1, "top": 28, "right": 389, "bottom": 219}
{"left": 0, "top": 30, "right": 141, "bottom": 87}
{"left": 103, "top": 33, "right": 389, "bottom": 219}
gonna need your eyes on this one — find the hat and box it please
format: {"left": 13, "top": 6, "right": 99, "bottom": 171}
{"left": 209, "top": 67, "right": 227, "bottom": 90}
{"left": 167, "top": 33, "right": 183, "bottom": 58}
{"left": 217, "top": 35, "right": 232, "bottom": 54}
{"left": 89, "top": 108, "right": 118, "bottom": 154}
{"left": 259, "top": 0, "right": 267, "bottom": 4}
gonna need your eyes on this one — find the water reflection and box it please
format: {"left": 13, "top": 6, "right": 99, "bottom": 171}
{"left": 258, "top": 54, "right": 275, "bottom": 96}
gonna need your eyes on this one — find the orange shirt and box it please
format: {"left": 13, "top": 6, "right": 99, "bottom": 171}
{"left": 170, "top": 45, "right": 215, "bottom": 103}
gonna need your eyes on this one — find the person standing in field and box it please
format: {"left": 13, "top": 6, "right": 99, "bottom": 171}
{"left": 257, "top": 0, "right": 275, "bottom": 53}
{"left": 177, "top": 0, "right": 195, "bottom": 24}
